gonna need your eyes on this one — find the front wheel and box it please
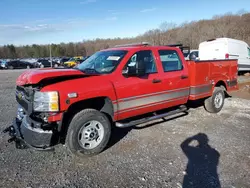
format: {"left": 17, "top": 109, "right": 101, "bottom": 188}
{"left": 66, "top": 109, "right": 111, "bottom": 157}
{"left": 204, "top": 87, "right": 225, "bottom": 113}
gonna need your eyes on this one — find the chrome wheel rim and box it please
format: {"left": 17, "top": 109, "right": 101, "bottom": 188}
{"left": 78, "top": 120, "right": 104, "bottom": 149}
{"left": 214, "top": 92, "right": 223, "bottom": 108}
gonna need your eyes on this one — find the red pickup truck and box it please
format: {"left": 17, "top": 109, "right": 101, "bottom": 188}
{"left": 4, "top": 43, "right": 238, "bottom": 157}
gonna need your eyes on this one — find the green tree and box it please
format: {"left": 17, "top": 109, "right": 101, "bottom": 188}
{"left": 7, "top": 44, "right": 17, "bottom": 58}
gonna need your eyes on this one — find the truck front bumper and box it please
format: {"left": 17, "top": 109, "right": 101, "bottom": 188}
{"left": 4, "top": 116, "right": 54, "bottom": 151}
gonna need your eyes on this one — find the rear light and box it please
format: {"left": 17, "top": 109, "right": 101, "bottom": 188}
{"left": 225, "top": 53, "right": 229, "bottom": 59}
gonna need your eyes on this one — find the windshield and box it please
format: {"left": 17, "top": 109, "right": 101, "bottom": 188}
{"left": 76, "top": 50, "right": 128, "bottom": 74}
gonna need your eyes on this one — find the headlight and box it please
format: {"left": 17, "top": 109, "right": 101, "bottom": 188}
{"left": 33, "top": 91, "right": 59, "bottom": 112}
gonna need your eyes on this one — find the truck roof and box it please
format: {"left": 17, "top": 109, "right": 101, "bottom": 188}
{"left": 102, "top": 45, "right": 184, "bottom": 52}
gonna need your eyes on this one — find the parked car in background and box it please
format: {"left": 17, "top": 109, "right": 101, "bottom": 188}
{"left": 0, "top": 60, "right": 4, "bottom": 69}
{"left": 199, "top": 38, "right": 250, "bottom": 72}
{"left": 4, "top": 60, "right": 35, "bottom": 69}
{"left": 183, "top": 49, "right": 199, "bottom": 60}
{"left": 59, "top": 57, "right": 71, "bottom": 66}
{"left": 187, "top": 50, "right": 199, "bottom": 60}
{"left": 36, "top": 59, "right": 60, "bottom": 68}
{"left": 0, "top": 59, "right": 11, "bottom": 69}
{"left": 63, "top": 56, "right": 83, "bottom": 68}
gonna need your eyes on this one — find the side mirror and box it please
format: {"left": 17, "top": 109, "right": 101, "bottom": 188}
{"left": 123, "top": 61, "right": 146, "bottom": 77}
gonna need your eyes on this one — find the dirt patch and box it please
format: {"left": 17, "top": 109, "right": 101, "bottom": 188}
{"left": 228, "top": 82, "right": 250, "bottom": 100}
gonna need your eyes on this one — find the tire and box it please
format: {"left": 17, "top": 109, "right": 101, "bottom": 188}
{"left": 204, "top": 87, "right": 225, "bottom": 113}
{"left": 66, "top": 109, "right": 111, "bottom": 157}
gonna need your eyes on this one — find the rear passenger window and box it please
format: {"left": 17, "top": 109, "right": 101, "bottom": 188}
{"left": 248, "top": 47, "right": 250, "bottom": 57}
{"left": 158, "top": 50, "right": 183, "bottom": 72}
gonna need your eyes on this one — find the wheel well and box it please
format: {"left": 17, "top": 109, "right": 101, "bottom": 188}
{"left": 215, "top": 80, "right": 227, "bottom": 91}
{"left": 59, "top": 97, "right": 114, "bottom": 144}
{"left": 215, "top": 80, "right": 230, "bottom": 97}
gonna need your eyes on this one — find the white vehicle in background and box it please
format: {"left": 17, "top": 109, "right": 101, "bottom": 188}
{"left": 183, "top": 49, "right": 199, "bottom": 60}
{"left": 198, "top": 38, "right": 250, "bottom": 72}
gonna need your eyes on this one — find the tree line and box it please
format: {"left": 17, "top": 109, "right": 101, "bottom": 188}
{"left": 0, "top": 11, "right": 250, "bottom": 59}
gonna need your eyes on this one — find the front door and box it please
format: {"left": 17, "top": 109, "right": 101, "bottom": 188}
{"left": 113, "top": 49, "right": 165, "bottom": 120}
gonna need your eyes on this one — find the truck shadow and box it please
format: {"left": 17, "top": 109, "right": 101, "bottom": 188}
{"left": 106, "top": 126, "right": 133, "bottom": 150}
{"left": 106, "top": 97, "right": 229, "bottom": 151}
{"left": 180, "top": 133, "right": 221, "bottom": 188}
{"left": 106, "top": 111, "right": 189, "bottom": 150}
{"left": 132, "top": 112, "right": 188, "bottom": 130}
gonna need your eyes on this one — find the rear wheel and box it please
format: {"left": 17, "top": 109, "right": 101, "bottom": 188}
{"left": 204, "top": 87, "right": 225, "bottom": 113}
{"left": 66, "top": 109, "right": 111, "bottom": 157}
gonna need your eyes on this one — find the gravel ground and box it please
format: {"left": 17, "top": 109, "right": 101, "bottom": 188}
{"left": 0, "top": 70, "right": 250, "bottom": 188}
{"left": 238, "top": 75, "right": 250, "bottom": 84}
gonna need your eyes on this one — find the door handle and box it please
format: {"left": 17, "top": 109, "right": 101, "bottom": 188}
{"left": 152, "top": 79, "right": 162, "bottom": 83}
{"left": 181, "top": 75, "right": 188, "bottom": 79}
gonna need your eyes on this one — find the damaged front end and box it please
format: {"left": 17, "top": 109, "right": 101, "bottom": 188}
{"left": 3, "top": 85, "right": 61, "bottom": 151}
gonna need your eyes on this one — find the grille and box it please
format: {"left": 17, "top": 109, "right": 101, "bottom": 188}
{"left": 16, "top": 86, "right": 34, "bottom": 112}
{"left": 16, "top": 86, "right": 31, "bottom": 99}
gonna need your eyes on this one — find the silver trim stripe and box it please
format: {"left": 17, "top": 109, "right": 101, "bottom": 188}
{"left": 115, "top": 96, "right": 188, "bottom": 114}
{"left": 113, "top": 84, "right": 213, "bottom": 114}
{"left": 190, "top": 84, "right": 212, "bottom": 95}
{"left": 189, "top": 92, "right": 211, "bottom": 97}
{"left": 115, "top": 88, "right": 190, "bottom": 113}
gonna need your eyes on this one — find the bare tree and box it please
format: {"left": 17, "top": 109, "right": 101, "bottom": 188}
{"left": 1, "top": 11, "right": 250, "bottom": 59}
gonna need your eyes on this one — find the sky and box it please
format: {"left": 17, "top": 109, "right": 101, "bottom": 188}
{"left": 0, "top": 0, "right": 249, "bottom": 46}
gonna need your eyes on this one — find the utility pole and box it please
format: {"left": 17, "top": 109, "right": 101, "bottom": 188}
{"left": 49, "top": 44, "right": 52, "bottom": 67}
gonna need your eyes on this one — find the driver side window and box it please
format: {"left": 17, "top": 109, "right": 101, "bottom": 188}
{"left": 124, "top": 50, "right": 157, "bottom": 74}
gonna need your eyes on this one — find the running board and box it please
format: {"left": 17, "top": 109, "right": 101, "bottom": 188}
{"left": 115, "top": 105, "right": 188, "bottom": 128}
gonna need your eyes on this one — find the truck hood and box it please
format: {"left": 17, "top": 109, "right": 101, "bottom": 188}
{"left": 16, "top": 68, "right": 86, "bottom": 86}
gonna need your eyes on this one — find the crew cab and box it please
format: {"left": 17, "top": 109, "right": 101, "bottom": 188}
{"left": 4, "top": 43, "right": 238, "bottom": 157}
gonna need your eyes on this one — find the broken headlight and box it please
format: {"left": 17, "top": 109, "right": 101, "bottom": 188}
{"left": 33, "top": 91, "right": 59, "bottom": 112}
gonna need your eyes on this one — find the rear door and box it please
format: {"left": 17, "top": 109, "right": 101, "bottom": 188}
{"left": 154, "top": 48, "right": 190, "bottom": 107}
{"left": 113, "top": 49, "right": 166, "bottom": 120}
